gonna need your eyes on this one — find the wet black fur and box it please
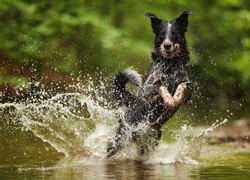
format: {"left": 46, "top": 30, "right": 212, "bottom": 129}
{"left": 107, "top": 11, "right": 193, "bottom": 157}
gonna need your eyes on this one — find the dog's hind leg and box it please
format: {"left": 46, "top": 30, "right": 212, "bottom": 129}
{"left": 107, "top": 121, "right": 130, "bottom": 157}
{"left": 132, "top": 127, "right": 161, "bottom": 156}
{"left": 132, "top": 131, "right": 150, "bottom": 156}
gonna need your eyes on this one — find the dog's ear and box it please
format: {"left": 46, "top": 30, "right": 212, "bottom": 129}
{"left": 176, "top": 11, "right": 192, "bottom": 29}
{"left": 145, "top": 12, "right": 162, "bottom": 30}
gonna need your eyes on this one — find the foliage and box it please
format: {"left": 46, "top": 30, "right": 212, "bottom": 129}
{"left": 0, "top": 0, "right": 250, "bottom": 109}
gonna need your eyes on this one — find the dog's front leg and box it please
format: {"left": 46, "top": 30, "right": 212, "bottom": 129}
{"left": 158, "top": 86, "right": 175, "bottom": 108}
{"left": 158, "top": 81, "right": 192, "bottom": 108}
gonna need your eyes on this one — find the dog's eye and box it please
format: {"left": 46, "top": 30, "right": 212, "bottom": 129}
{"left": 159, "top": 31, "right": 165, "bottom": 37}
{"left": 171, "top": 31, "right": 178, "bottom": 36}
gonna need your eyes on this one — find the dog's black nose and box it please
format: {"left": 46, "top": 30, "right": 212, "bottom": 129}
{"left": 164, "top": 43, "right": 172, "bottom": 50}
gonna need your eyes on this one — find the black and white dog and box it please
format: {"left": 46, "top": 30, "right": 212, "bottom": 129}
{"left": 107, "top": 11, "right": 192, "bottom": 157}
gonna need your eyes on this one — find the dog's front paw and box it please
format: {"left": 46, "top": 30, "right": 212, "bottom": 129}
{"left": 158, "top": 86, "right": 175, "bottom": 108}
{"left": 179, "top": 81, "right": 192, "bottom": 87}
{"left": 173, "top": 81, "right": 192, "bottom": 105}
{"left": 175, "top": 81, "right": 192, "bottom": 95}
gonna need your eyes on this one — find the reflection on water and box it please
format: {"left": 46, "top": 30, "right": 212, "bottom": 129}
{"left": 1, "top": 154, "right": 250, "bottom": 179}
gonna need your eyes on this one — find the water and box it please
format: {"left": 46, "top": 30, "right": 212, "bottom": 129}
{"left": 1, "top": 80, "right": 250, "bottom": 179}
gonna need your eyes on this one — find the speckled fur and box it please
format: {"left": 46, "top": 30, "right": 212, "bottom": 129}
{"left": 107, "top": 11, "right": 193, "bottom": 158}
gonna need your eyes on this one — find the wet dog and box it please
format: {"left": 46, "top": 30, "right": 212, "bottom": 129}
{"left": 107, "top": 11, "right": 192, "bottom": 157}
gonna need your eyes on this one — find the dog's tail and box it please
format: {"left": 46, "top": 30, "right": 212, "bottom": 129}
{"left": 112, "top": 68, "right": 142, "bottom": 107}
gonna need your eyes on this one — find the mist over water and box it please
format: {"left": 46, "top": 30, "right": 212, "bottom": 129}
{"left": 0, "top": 74, "right": 228, "bottom": 166}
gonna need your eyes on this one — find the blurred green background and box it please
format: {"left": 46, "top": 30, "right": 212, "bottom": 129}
{"left": 0, "top": 0, "right": 249, "bottom": 120}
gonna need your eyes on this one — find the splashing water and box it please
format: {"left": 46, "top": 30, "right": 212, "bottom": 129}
{"left": 145, "top": 119, "right": 228, "bottom": 165}
{"left": 0, "top": 76, "right": 228, "bottom": 165}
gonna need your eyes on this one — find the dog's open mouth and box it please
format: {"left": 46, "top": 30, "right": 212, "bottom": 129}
{"left": 160, "top": 43, "right": 180, "bottom": 58}
{"left": 166, "top": 50, "right": 174, "bottom": 55}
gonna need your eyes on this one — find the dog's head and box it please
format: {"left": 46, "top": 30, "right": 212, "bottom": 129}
{"left": 145, "top": 11, "right": 192, "bottom": 59}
